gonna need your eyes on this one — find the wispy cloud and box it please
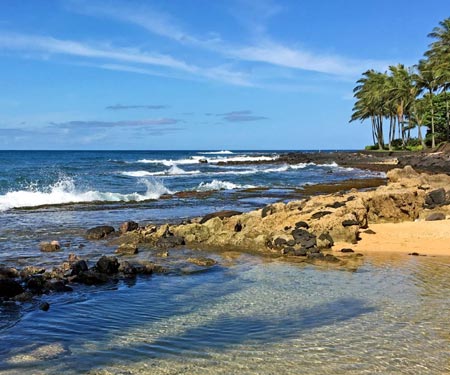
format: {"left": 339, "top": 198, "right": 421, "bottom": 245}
{"left": 51, "top": 118, "right": 180, "bottom": 128}
{"left": 0, "top": 32, "right": 251, "bottom": 86}
{"left": 70, "top": 0, "right": 390, "bottom": 77}
{"left": 219, "top": 110, "right": 267, "bottom": 122}
{"left": 106, "top": 104, "right": 167, "bottom": 110}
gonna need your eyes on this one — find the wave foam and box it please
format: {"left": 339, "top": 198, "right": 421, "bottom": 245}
{"left": 198, "top": 150, "right": 233, "bottom": 155}
{"left": 196, "top": 180, "right": 256, "bottom": 191}
{"left": 0, "top": 178, "right": 172, "bottom": 211}
{"left": 137, "top": 154, "right": 279, "bottom": 166}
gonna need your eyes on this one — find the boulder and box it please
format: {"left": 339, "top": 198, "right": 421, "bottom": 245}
{"left": 295, "top": 221, "right": 309, "bottom": 229}
{"left": 26, "top": 275, "right": 46, "bottom": 293}
{"left": 0, "top": 267, "right": 19, "bottom": 279}
{"left": 45, "top": 280, "right": 73, "bottom": 293}
{"left": 70, "top": 260, "right": 88, "bottom": 276}
{"left": 425, "top": 212, "right": 446, "bottom": 221}
{"left": 14, "top": 291, "right": 33, "bottom": 302}
{"left": 86, "top": 226, "right": 115, "bottom": 240}
{"left": 40, "top": 241, "right": 61, "bottom": 252}
{"left": 261, "top": 205, "right": 275, "bottom": 218}
{"left": 187, "top": 257, "right": 217, "bottom": 266}
{"left": 20, "top": 266, "right": 45, "bottom": 279}
{"left": 76, "top": 270, "right": 109, "bottom": 285}
{"left": 96, "top": 256, "right": 119, "bottom": 274}
{"left": 326, "top": 201, "right": 346, "bottom": 209}
{"left": 156, "top": 236, "right": 185, "bottom": 249}
{"left": 0, "top": 279, "right": 24, "bottom": 298}
{"left": 425, "top": 188, "right": 447, "bottom": 207}
{"left": 200, "top": 210, "right": 242, "bottom": 224}
{"left": 39, "top": 302, "right": 50, "bottom": 311}
{"left": 118, "top": 261, "right": 137, "bottom": 275}
{"left": 311, "top": 211, "right": 332, "bottom": 220}
{"left": 342, "top": 219, "right": 359, "bottom": 227}
{"left": 341, "top": 248, "right": 354, "bottom": 253}
{"left": 115, "top": 244, "right": 139, "bottom": 255}
{"left": 317, "top": 233, "right": 334, "bottom": 249}
{"left": 291, "top": 229, "right": 317, "bottom": 249}
{"left": 119, "top": 221, "right": 139, "bottom": 234}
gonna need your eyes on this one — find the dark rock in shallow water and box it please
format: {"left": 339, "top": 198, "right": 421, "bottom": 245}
{"left": 324, "top": 254, "right": 340, "bottom": 263}
{"left": 96, "top": 256, "right": 119, "bottom": 274}
{"left": 409, "top": 252, "right": 420, "bottom": 256}
{"left": 39, "top": 302, "right": 50, "bottom": 311}
{"left": 0, "top": 267, "right": 19, "bottom": 279}
{"left": 45, "top": 280, "right": 73, "bottom": 293}
{"left": 86, "top": 226, "right": 115, "bottom": 240}
{"left": 115, "top": 243, "right": 139, "bottom": 255}
{"left": 119, "top": 221, "right": 139, "bottom": 234}
{"left": 425, "top": 212, "right": 446, "bottom": 221}
{"left": 70, "top": 260, "right": 88, "bottom": 276}
{"left": 0, "top": 279, "right": 24, "bottom": 298}
{"left": 20, "top": 266, "right": 45, "bottom": 279}
{"left": 26, "top": 275, "right": 46, "bottom": 293}
{"left": 156, "top": 236, "right": 185, "bottom": 249}
{"left": 14, "top": 291, "right": 33, "bottom": 302}
{"left": 40, "top": 241, "right": 61, "bottom": 252}
{"left": 311, "top": 211, "right": 332, "bottom": 220}
{"left": 76, "top": 270, "right": 109, "bottom": 285}
{"left": 425, "top": 188, "right": 447, "bottom": 207}
{"left": 342, "top": 219, "right": 360, "bottom": 227}
{"left": 200, "top": 210, "right": 242, "bottom": 224}
{"left": 118, "top": 261, "right": 137, "bottom": 275}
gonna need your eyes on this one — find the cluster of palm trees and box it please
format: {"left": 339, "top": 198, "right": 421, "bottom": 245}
{"left": 351, "top": 17, "right": 450, "bottom": 151}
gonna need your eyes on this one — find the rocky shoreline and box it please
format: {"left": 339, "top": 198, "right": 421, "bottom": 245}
{"left": 1, "top": 159, "right": 449, "bottom": 309}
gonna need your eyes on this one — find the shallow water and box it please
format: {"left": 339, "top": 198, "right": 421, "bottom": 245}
{"left": 1, "top": 253, "right": 449, "bottom": 374}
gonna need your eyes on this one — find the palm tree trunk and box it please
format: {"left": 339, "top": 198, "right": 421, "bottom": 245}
{"left": 429, "top": 90, "right": 436, "bottom": 148}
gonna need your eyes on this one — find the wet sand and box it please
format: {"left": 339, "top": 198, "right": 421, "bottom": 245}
{"left": 334, "top": 220, "right": 450, "bottom": 256}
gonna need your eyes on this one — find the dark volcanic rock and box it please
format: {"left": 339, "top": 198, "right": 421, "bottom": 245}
{"left": 273, "top": 237, "right": 287, "bottom": 248}
{"left": 26, "top": 276, "right": 46, "bottom": 293}
{"left": 294, "top": 248, "right": 308, "bottom": 256}
{"left": 118, "top": 261, "right": 137, "bottom": 275}
{"left": 45, "top": 280, "right": 73, "bottom": 293}
{"left": 86, "top": 226, "right": 115, "bottom": 240}
{"left": 0, "top": 279, "right": 24, "bottom": 298}
{"left": 425, "top": 188, "right": 447, "bottom": 207}
{"left": 119, "top": 221, "right": 139, "bottom": 234}
{"left": 295, "top": 221, "right": 309, "bottom": 229}
{"left": 342, "top": 219, "right": 360, "bottom": 227}
{"left": 76, "top": 270, "right": 109, "bottom": 285}
{"left": 317, "top": 233, "right": 334, "bottom": 249}
{"left": 291, "top": 229, "right": 317, "bottom": 249}
{"left": 200, "top": 210, "right": 242, "bottom": 224}
{"left": 261, "top": 205, "right": 275, "bottom": 218}
{"left": 234, "top": 222, "right": 243, "bottom": 232}
{"left": 187, "top": 257, "right": 217, "bottom": 266}
{"left": 70, "top": 260, "right": 88, "bottom": 276}
{"left": 96, "top": 256, "right": 119, "bottom": 274}
{"left": 364, "top": 229, "right": 376, "bottom": 234}
{"left": 425, "top": 212, "right": 446, "bottom": 221}
{"left": 341, "top": 248, "right": 355, "bottom": 253}
{"left": 311, "top": 211, "right": 332, "bottom": 220}
{"left": 39, "top": 302, "right": 50, "bottom": 311}
{"left": 324, "top": 254, "right": 340, "bottom": 263}
{"left": 307, "top": 253, "right": 325, "bottom": 260}
{"left": 326, "top": 201, "right": 346, "bottom": 209}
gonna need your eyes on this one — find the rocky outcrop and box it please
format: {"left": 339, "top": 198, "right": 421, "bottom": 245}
{"left": 86, "top": 226, "right": 115, "bottom": 240}
{"left": 128, "top": 167, "right": 449, "bottom": 258}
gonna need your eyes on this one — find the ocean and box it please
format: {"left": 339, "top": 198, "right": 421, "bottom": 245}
{"left": 0, "top": 150, "right": 449, "bottom": 374}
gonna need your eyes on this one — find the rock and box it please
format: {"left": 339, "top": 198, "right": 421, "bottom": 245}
{"left": 261, "top": 205, "right": 275, "bottom": 218}
{"left": 341, "top": 248, "right": 354, "bottom": 253}
{"left": 86, "top": 226, "right": 115, "bottom": 240}
{"left": 307, "top": 253, "right": 325, "bottom": 260}
{"left": 95, "top": 256, "right": 119, "bottom": 274}
{"left": 156, "top": 236, "right": 185, "bottom": 249}
{"left": 295, "top": 221, "right": 309, "bottom": 229}
{"left": 20, "top": 266, "right": 45, "bottom": 279}
{"left": 281, "top": 247, "right": 295, "bottom": 255}
{"left": 409, "top": 252, "right": 420, "bottom": 256}
{"left": 273, "top": 237, "right": 287, "bottom": 248}
{"left": 45, "top": 280, "right": 73, "bottom": 292}
{"left": 234, "top": 222, "right": 243, "bottom": 232}
{"left": 0, "top": 279, "right": 24, "bottom": 298}
{"left": 294, "top": 248, "right": 308, "bottom": 256}
{"left": 291, "top": 229, "right": 317, "bottom": 249}
{"left": 0, "top": 267, "right": 19, "bottom": 279}
{"left": 342, "top": 219, "right": 359, "bottom": 227}
{"left": 425, "top": 212, "right": 446, "bottom": 221}
{"left": 387, "top": 165, "right": 419, "bottom": 182}
{"left": 199, "top": 158, "right": 208, "bottom": 163}
{"left": 14, "top": 291, "right": 33, "bottom": 302}
{"left": 200, "top": 210, "right": 242, "bottom": 224}
{"left": 364, "top": 229, "right": 376, "bottom": 234}
{"left": 119, "top": 221, "right": 139, "bottom": 234}
{"left": 115, "top": 243, "right": 139, "bottom": 255}
{"left": 311, "top": 211, "right": 332, "bottom": 220}
{"left": 425, "top": 188, "right": 447, "bottom": 207}
{"left": 157, "top": 251, "right": 169, "bottom": 257}
{"left": 286, "top": 239, "right": 296, "bottom": 247}
{"left": 324, "top": 254, "right": 340, "bottom": 263}
{"left": 76, "top": 270, "right": 109, "bottom": 285}
{"left": 187, "top": 257, "right": 217, "bottom": 266}
{"left": 70, "top": 260, "right": 88, "bottom": 276}
{"left": 317, "top": 233, "right": 334, "bottom": 249}
{"left": 40, "top": 241, "right": 61, "bottom": 252}
{"left": 39, "top": 302, "right": 50, "bottom": 311}
{"left": 26, "top": 276, "right": 46, "bottom": 293}
{"left": 118, "top": 261, "right": 137, "bottom": 275}
{"left": 326, "top": 201, "right": 346, "bottom": 209}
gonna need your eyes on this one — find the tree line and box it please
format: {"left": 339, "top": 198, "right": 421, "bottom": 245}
{"left": 351, "top": 17, "right": 450, "bottom": 151}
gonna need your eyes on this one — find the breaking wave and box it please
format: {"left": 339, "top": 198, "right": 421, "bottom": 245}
{"left": 196, "top": 180, "right": 256, "bottom": 191}
{"left": 137, "top": 154, "right": 279, "bottom": 166}
{"left": 0, "top": 178, "right": 172, "bottom": 211}
{"left": 198, "top": 150, "right": 233, "bottom": 155}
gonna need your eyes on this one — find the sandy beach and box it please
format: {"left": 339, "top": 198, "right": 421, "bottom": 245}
{"left": 334, "top": 220, "right": 450, "bottom": 256}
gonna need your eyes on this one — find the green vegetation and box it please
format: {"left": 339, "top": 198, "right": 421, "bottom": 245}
{"left": 351, "top": 18, "right": 450, "bottom": 151}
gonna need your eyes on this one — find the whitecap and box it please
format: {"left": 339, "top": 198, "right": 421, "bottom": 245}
{"left": 196, "top": 180, "right": 256, "bottom": 191}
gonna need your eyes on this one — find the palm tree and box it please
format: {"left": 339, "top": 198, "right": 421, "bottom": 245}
{"left": 416, "top": 60, "right": 439, "bottom": 148}
{"left": 425, "top": 17, "right": 450, "bottom": 142}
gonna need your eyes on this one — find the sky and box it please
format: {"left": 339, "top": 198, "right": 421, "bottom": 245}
{"left": 0, "top": 0, "right": 448, "bottom": 150}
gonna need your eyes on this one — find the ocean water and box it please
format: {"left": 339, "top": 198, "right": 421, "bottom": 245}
{"left": 1, "top": 150, "right": 449, "bottom": 374}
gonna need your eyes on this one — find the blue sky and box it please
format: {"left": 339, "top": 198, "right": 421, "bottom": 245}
{"left": 0, "top": 0, "right": 448, "bottom": 150}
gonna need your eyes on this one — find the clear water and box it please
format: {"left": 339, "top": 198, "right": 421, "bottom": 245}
{"left": 0, "top": 253, "right": 449, "bottom": 374}
{"left": 2, "top": 151, "right": 448, "bottom": 374}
